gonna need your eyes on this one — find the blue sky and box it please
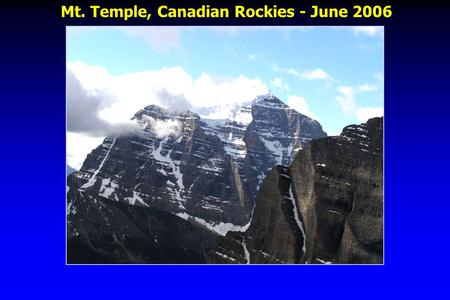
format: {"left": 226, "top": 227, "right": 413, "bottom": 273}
{"left": 67, "top": 26, "right": 383, "bottom": 168}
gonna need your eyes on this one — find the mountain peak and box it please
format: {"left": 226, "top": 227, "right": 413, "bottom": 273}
{"left": 252, "top": 93, "right": 287, "bottom": 108}
{"left": 254, "top": 92, "right": 276, "bottom": 101}
{"left": 135, "top": 104, "right": 200, "bottom": 121}
{"left": 68, "top": 91, "right": 331, "bottom": 263}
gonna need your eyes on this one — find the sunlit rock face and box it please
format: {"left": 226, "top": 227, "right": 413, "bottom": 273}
{"left": 209, "top": 117, "right": 383, "bottom": 264}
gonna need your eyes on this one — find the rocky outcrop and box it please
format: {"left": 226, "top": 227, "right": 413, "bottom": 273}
{"left": 67, "top": 188, "right": 218, "bottom": 264}
{"left": 210, "top": 165, "right": 306, "bottom": 264}
{"left": 67, "top": 94, "right": 326, "bottom": 234}
{"left": 209, "top": 117, "right": 383, "bottom": 264}
{"left": 67, "top": 94, "right": 327, "bottom": 263}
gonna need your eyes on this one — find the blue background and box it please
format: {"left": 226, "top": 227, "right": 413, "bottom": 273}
{"left": 1, "top": 0, "right": 449, "bottom": 298}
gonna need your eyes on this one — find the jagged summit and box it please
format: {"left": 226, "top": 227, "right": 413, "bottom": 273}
{"left": 135, "top": 93, "right": 321, "bottom": 130}
{"left": 253, "top": 93, "right": 288, "bottom": 108}
{"left": 253, "top": 92, "right": 277, "bottom": 101}
{"left": 136, "top": 104, "right": 200, "bottom": 120}
{"left": 252, "top": 94, "right": 322, "bottom": 129}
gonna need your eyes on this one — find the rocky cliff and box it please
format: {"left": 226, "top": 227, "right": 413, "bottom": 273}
{"left": 67, "top": 188, "right": 218, "bottom": 264}
{"left": 209, "top": 117, "right": 383, "bottom": 264}
{"left": 67, "top": 94, "right": 327, "bottom": 263}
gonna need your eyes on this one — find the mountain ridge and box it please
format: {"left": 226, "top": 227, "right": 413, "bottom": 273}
{"left": 67, "top": 94, "right": 329, "bottom": 263}
{"left": 68, "top": 94, "right": 326, "bottom": 229}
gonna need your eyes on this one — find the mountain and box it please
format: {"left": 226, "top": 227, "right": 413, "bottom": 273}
{"left": 66, "top": 94, "right": 327, "bottom": 263}
{"left": 208, "top": 117, "right": 383, "bottom": 264}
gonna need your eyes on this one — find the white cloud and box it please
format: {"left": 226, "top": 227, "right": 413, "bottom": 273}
{"left": 191, "top": 73, "right": 268, "bottom": 118}
{"left": 350, "top": 26, "right": 384, "bottom": 37}
{"left": 67, "top": 66, "right": 143, "bottom": 137}
{"left": 67, "top": 62, "right": 268, "bottom": 166}
{"left": 358, "top": 83, "right": 378, "bottom": 92}
{"left": 270, "top": 78, "right": 290, "bottom": 90}
{"left": 374, "top": 72, "right": 384, "bottom": 82}
{"left": 336, "top": 86, "right": 357, "bottom": 115}
{"left": 286, "top": 68, "right": 300, "bottom": 77}
{"left": 141, "top": 116, "right": 182, "bottom": 138}
{"left": 67, "top": 132, "right": 103, "bottom": 170}
{"left": 300, "top": 68, "right": 331, "bottom": 80}
{"left": 272, "top": 64, "right": 331, "bottom": 81}
{"left": 287, "top": 95, "right": 319, "bottom": 121}
{"left": 247, "top": 54, "right": 331, "bottom": 83}
{"left": 335, "top": 84, "right": 383, "bottom": 121}
{"left": 68, "top": 61, "right": 268, "bottom": 123}
{"left": 247, "top": 53, "right": 260, "bottom": 61}
{"left": 356, "top": 107, "right": 384, "bottom": 122}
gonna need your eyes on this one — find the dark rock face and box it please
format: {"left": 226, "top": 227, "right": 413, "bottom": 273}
{"left": 67, "top": 189, "right": 218, "bottom": 264}
{"left": 209, "top": 117, "right": 383, "bottom": 264}
{"left": 209, "top": 166, "right": 306, "bottom": 264}
{"left": 242, "top": 95, "right": 326, "bottom": 201}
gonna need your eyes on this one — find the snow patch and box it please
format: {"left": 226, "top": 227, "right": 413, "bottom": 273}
{"left": 256, "top": 171, "right": 266, "bottom": 190}
{"left": 156, "top": 168, "right": 167, "bottom": 176}
{"left": 242, "top": 236, "right": 250, "bottom": 264}
{"left": 260, "top": 137, "right": 283, "bottom": 165}
{"left": 125, "top": 191, "right": 148, "bottom": 207}
{"left": 215, "top": 251, "right": 236, "bottom": 262}
{"left": 198, "top": 165, "right": 224, "bottom": 173}
{"left": 81, "top": 138, "right": 116, "bottom": 189}
{"left": 67, "top": 201, "right": 77, "bottom": 215}
{"left": 176, "top": 212, "right": 249, "bottom": 236}
{"left": 316, "top": 258, "right": 332, "bottom": 264}
{"left": 98, "top": 178, "right": 118, "bottom": 199}
{"left": 286, "top": 184, "right": 306, "bottom": 253}
{"left": 203, "top": 105, "right": 252, "bottom": 160}
{"left": 152, "top": 137, "right": 185, "bottom": 204}
{"left": 223, "top": 145, "right": 246, "bottom": 158}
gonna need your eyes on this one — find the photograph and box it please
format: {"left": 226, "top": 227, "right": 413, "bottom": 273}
{"left": 66, "top": 26, "right": 384, "bottom": 264}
